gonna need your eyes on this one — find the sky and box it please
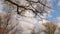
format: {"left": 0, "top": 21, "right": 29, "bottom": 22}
{"left": 47, "top": 0, "right": 60, "bottom": 21}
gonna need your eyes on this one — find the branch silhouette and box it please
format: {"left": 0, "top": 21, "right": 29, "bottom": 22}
{"left": 5, "top": 0, "right": 53, "bottom": 16}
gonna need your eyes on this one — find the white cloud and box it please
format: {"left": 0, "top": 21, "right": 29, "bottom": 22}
{"left": 56, "top": 17, "right": 60, "bottom": 23}
{"left": 54, "top": 17, "right": 60, "bottom": 26}
{"left": 53, "top": 17, "right": 60, "bottom": 22}
{"left": 58, "top": 1, "right": 60, "bottom": 6}
{"left": 57, "top": 17, "right": 60, "bottom": 20}
{"left": 55, "top": 17, "right": 60, "bottom": 22}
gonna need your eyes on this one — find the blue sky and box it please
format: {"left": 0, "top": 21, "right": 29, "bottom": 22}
{"left": 47, "top": 0, "right": 60, "bottom": 21}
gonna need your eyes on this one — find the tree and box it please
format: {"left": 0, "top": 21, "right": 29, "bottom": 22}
{"left": 5, "top": 0, "right": 53, "bottom": 17}
{"left": 0, "top": 0, "right": 53, "bottom": 34}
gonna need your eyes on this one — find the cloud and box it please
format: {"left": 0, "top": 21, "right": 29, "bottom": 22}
{"left": 54, "top": 17, "right": 60, "bottom": 22}
{"left": 56, "top": 17, "right": 60, "bottom": 23}
{"left": 58, "top": 1, "right": 60, "bottom": 6}
{"left": 56, "top": 17, "right": 60, "bottom": 20}
{"left": 54, "top": 17, "right": 60, "bottom": 25}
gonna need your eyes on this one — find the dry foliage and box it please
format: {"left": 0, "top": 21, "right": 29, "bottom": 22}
{"left": 43, "top": 22, "right": 57, "bottom": 34}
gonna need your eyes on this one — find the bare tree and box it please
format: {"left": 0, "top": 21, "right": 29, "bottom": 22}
{"left": 5, "top": 0, "right": 53, "bottom": 16}
{"left": 0, "top": 0, "right": 54, "bottom": 34}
